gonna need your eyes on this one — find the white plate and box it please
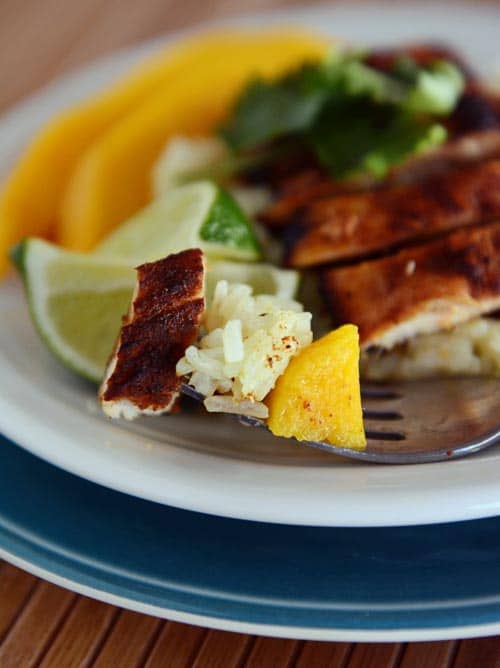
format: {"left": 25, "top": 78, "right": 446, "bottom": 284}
{"left": 1, "top": 2, "right": 500, "bottom": 527}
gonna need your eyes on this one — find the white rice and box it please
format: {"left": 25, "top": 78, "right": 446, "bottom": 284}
{"left": 176, "top": 280, "right": 312, "bottom": 418}
{"left": 361, "top": 317, "right": 500, "bottom": 380}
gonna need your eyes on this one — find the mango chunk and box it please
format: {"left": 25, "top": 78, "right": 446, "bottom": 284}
{"left": 59, "top": 31, "right": 328, "bottom": 251}
{"left": 0, "top": 30, "right": 327, "bottom": 275}
{"left": 1, "top": 32, "right": 265, "bottom": 275}
{"left": 266, "top": 324, "right": 366, "bottom": 450}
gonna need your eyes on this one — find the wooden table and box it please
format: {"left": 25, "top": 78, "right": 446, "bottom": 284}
{"left": 1, "top": 0, "right": 499, "bottom": 664}
{"left": 0, "top": 561, "right": 499, "bottom": 667}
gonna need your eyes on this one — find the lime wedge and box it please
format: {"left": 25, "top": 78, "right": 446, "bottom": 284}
{"left": 153, "top": 136, "right": 272, "bottom": 217}
{"left": 95, "top": 181, "right": 262, "bottom": 265}
{"left": 11, "top": 238, "right": 135, "bottom": 383}
{"left": 206, "top": 259, "right": 299, "bottom": 301}
{"left": 152, "top": 136, "right": 229, "bottom": 194}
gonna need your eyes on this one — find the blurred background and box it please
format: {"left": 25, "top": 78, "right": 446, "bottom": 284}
{"left": 2, "top": 0, "right": 499, "bottom": 113}
{"left": 0, "top": 0, "right": 327, "bottom": 112}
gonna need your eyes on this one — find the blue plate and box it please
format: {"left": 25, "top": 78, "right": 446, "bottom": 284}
{"left": 0, "top": 434, "right": 500, "bottom": 641}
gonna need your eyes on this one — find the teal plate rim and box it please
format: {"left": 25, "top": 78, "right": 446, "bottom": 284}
{"left": 1, "top": 433, "right": 500, "bottom": 642}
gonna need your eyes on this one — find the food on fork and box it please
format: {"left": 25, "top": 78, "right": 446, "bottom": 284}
{"left": 176, "top": 277, "right": 312, "bottom": 419}
{"left": 99, "top": 248, "right": 365, "bottom": 450}
{"left": 100, "top": 249, "right": 206, "bottom": 419}
{"left": 266, "top": 325, "right": 366, "bottom": 450}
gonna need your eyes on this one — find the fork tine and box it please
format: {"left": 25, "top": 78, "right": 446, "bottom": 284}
{"left": 181, "top": 383, "right": 205, "bottom": 402}
{"left": 182, "top": 383, "right": 407, "bottom": 450}
{"left": 365, "top": 430, "right": 406, "bottom": 441}
{"left": 361, "top": 386, "right": 401, "bottom": 400}
{"left": 363, "top": 409, "right": 402, "bottom": 420}
{"left": 180, "top": 382, "right": 500, "bottom": 463}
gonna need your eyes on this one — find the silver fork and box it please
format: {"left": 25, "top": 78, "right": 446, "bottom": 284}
{"left": 182, "top": 377, "right": 500, "bottom": 464}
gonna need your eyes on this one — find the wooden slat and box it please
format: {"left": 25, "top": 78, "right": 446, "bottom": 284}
{"left": 296, "top": 640, "right": 353, "bottom": 667}
{"left": 39, "top": 596, "right": 119, "bottom": 668}
{"left": 0, "top": 564, "right": 38, "bottom": 643}
{"left": 0, "top": 0, "right": 303, "bottom": 112}
{"left": 146, "top": 622, "right": 207, "bottom": 668}
{"left": 400, "top": 640, "right": 458, "bottom": 668}
{"left": 0, "top": 580, "right": 75, "bottom": 668}
{"left": 453, "top": 637, "right": 500, "bottom": 668}
{"left": 192, "top": 630, "right": 253, "bottom": 667}
{"left": 92, "top": 609, "right": 163, "bottom": 667}
{"left": 244, "top": 637, "right": 303, "bottom": 667}
{"left": 347, "top": 642, "right": 404, "bottom": 668}
{"left": 0, "top": 0, "right": 105, "bottom": 112}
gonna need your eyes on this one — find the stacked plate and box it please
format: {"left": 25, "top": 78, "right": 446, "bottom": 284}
{"left": 1, "top": 3, "right": 500, "bottom": 641}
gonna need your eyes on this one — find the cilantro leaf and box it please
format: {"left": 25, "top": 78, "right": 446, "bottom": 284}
{"left": 218, "top": 50, "right": 464, "bottom": 180}
{"left": 309, "top": 99, "right": 446, "bottom": 179}
{"left": 335, "top": 59, "right": 407, "bottom": 104}
{"left": 403, "top": 60, "right": 465, "bottom": 115}
{"left": 220, "top": 65, "right": 330, "bottom": 150}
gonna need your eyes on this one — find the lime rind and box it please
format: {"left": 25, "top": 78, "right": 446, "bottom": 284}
{"left": 95, "top": 180, "right": 262, "bottom": 265}
{"left": 15, "top": 238, "right": 134, "bottom": 383}
{"left": 152, "top": 136, "right": 229, "bottom": 195}
{"left": 200, "top": 187, "right": 262, "bottom": 260}
{"left": 95, "top": 182, "right": 214, "bottom": 264}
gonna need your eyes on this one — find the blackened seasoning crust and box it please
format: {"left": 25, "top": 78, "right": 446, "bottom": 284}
{"left": 99, "top": 248, "right": 205, "bottom": 419}
{"left": 260, "top": 168, "right": 339, "bottom": 229}
{"left": 284, "top": 160, "right": 500, "bottom": 268}
{"left": 320, "top": 223, "right": 500, "bottom": 349}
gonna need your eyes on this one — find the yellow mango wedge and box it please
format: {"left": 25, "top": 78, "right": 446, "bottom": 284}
{"left": 59, "top": 31, "right": 328, "bottom": 251}
{"left": 0, "top": 29, "right": 328, "bottom": 275}
{"left": 0, "top": 32, "right": 256, "bottom": 275}
{"left": 266, "top": 324, "right": 366, "bottom": 451}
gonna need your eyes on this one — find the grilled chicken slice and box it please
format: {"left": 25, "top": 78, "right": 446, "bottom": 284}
{"left": 261, "top": 125, "right": 500, "bottom": 232}
{"left": 100, "top": 248, "right": 205, "bottom": 419}
{"left": 260, "top": 97, "right": 500, "bottom": 230}
{"left": 321, "top": 222, "right": 500, "bottom": 350}
{"left": 260, "top": 168, "right": 338, "bottom": 229}
{"left": 285, "top": 160, "right": 500, "bottom": 268}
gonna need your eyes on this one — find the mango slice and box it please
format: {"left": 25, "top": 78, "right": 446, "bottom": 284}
{"left": 59, "top": 31, "right": 328, "bottom": 251}
{"left": 0, "top": 30, "right": 327, "bottom": 275}
{"left": 266, "top": 324, "right": 366, "bottom": 450}
{"left": 1, "top": 32, "right": 262, "bottom": 275}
